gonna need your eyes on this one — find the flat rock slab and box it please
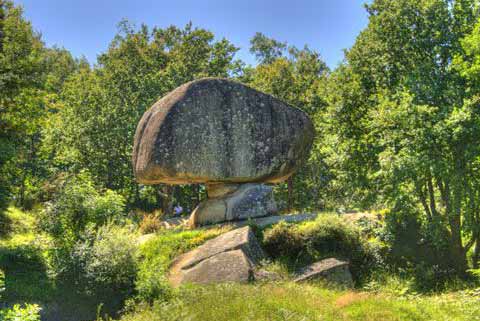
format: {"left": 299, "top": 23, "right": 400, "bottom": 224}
{"left": 232, "top": 213, "right": 318, "bottom": 228}
{"left": 177, "top": 249, "right": 253, "bottom": 284}
{"left": 156, "top": 213, "right": 319, "bottom": 230}
{"left": 294, "top": 258, "right": 353, "bottom": 288}
{"left": 169, "top": 226, "right": 266, "bottom": 286}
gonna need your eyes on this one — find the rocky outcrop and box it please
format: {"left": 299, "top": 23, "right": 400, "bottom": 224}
{"left": 132, "top": 78, "right": 315, "bottom": 226}
{"left": 294, "top": 258, "right": 353, "bottom": 287}
{"left": 169, "top": 226, "right": 266, "bottom": 286}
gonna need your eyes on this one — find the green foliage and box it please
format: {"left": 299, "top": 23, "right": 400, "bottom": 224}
{"left": 38, "top": 171, "right": 126, "bottom": 246}
{"left": 322, "top": 0, "right": 480, "bottom": 276}
{"left": 263, "top": 215, "right": 380, "bottom": 282}
{"left": 68, "top": 224, "right": 138, "bottom": 298}
{"left": 0, "top": 207, "right": 55, "bottom": 303}
{"left": 0, "top": 0, "right": 45, "bottom": 213}
{"left": 249, "top": 32, "right": 287, "bottom": 64}
{"left": 0, "top": 304, "right": 41, "bottom": 321}
{"left": 261, "top": 221, "right": 303, "bottom": 258}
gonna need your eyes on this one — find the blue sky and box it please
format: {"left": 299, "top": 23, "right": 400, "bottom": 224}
{"left": 15, "top": 0, "right": 370, "bottom": 69}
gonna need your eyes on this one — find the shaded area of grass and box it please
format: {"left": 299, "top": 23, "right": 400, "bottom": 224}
{"left": 121, "top": 282, "right": 480, "bottom": 321}
{"left": 0, "top": 207, "right": 55, "bottom": 303}
{"left": 0, "top": 207, "right": 126, "bottom": 321}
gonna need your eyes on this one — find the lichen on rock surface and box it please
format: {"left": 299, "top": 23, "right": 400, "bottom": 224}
{"left": 132, "top": 77, "right": 315, "bottom": 226}
{"left": 132, "top": 77, "right": 315, "bottom": 185}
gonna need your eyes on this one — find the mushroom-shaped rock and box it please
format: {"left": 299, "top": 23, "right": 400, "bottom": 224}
{"left": 132, "top": 78, "right": 314, "bottom": 185}
{"left": 132, "top": 78, "right": 315, "bottom": 226}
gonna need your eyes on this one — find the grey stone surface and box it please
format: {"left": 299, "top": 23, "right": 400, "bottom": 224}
{"left": 169, "top": 226, "right": 266, "bottom": 286}
{"left": 173, "top": 250, "right": 253, "bottom": 285}
{"left": 132, "top": 77, "right": 314, "bottom": 185}
{"left": 253, "top": 269, "right": 282, "bottom": 282}
{"left": 294, "top": 258, "right": 353, "bottom": 287}
{"left": 152, "top": 213, "right": 318, "bottom": 230}
{"left": 189, "top": 183, "right": 277, "bottom": 226}
{"left": 232, "top": 213, "right": 318, "bottom": 228}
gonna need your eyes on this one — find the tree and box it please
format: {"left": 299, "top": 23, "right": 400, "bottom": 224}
{"left": 247, "top": 34, "right": 329, "bottom": 211}
{"left": 0, "top": 0, "right": 44, "bottom": 212}
{"left": 323, "top": 0, "right": 480, "bottom": 274}
{"left": 249, "top": 32, "right": 287, "bottom": 65}
{"left": 48, "top": 22, "right": 240, "bottom": 213}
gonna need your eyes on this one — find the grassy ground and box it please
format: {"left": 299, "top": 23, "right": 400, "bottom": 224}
{"left": 121, "top": 282, "right": 480, "bottom": 321}
{"left": 0, "top": 207, "right": 55, "bottom": 303}
{"left": 3, "top": 207, "right": 480, "bottom": 321}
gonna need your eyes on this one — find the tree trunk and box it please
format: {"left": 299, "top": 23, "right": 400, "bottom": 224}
{"left": 472, "top": 235, "right": 480, "bottom": 269}
{"left": 427, "top": 173, "right": 437, "bottom": 217}
{"left": 449, "top": 182, "right": 468, "bottom": 276}
{"left": 161, "top": 185, "right": 173, "bottom": 216}
{"left": 287, "top": 177, "right": 294, "bottom": 212}
{"left": 193, "top": 184, "right": 200, "bottom": 206}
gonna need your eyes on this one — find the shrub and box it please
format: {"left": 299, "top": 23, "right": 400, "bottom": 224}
{"left": 382, "top": 200, "right": 458, "bottom": 289}
{"left": 139, "top": 211, "right": 163, "bottom": 235}
{"left": 38, "top": 171, "right": 126, "bottom": 247}
{"left": 263, "top": 215, "right": 380, "bottom": 282}
{"left": 68, "top": 224, "right": 138, "bottom": 298}
{"left": 262, "top": 221, "right": 303, "bottom": 258}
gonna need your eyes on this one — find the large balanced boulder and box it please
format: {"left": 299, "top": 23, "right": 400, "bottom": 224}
{"left": 132, "top": 78, "right": 315, "bottom": 226}
{"left": 132, "top": 78, "right": 314, "bottom": 185}
{"left": 169, "top": 226, "right": 266, "bottom": 286}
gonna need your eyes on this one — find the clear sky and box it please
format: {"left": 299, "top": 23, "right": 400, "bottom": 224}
{"left": 15, "top": 0, "right": 370, "bottom": 69}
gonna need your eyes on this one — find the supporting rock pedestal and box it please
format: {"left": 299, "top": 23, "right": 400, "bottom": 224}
{"left": 189, "top": 183, "right": 277, "bottom": 227}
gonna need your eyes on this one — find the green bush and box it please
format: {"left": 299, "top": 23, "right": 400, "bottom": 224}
{"left": 38, "top": 171, "right": 126, "bottom": 246}
{"left": 1, "top": 266, "right": 39, "bottom": 320}
{"left": 382, "top": 199, "right": 458, "bottom": 289}
{"left": 263, "top": 215, "right": 380, "bottom": 282}
{"left": 67, "top": 224, "right": 138, "bottom": 298}
{"left": 262, "top": 221, "right": 303, "bottom": 258}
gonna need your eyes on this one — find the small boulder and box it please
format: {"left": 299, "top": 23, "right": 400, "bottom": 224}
{"left": 169, "top": 226, "right": 266, "bottom": 286}
{"left": 294, "top": 258, "right": 353, "bottom": 288}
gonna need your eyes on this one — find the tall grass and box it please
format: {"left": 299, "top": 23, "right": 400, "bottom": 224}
{"left": 120, "top": 281, "right": 480, "bottom": 321}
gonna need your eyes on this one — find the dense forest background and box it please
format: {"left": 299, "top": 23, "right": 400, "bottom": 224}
{"left": 2, "top": 0, "right": 480, "bottom": 290}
